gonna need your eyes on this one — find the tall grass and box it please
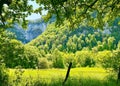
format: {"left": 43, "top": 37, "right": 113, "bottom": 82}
{"left": 8, "top": 68, "right": 119, "bottom": 86}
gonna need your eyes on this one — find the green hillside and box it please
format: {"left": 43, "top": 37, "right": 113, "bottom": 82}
{"left": 28, "top": 22, "right": 120, "bottom": 54}
{"left": 1, "top": 20, "right": 120, "bottom": 69}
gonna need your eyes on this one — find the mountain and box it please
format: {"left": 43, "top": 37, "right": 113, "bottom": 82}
{"left": 7, "top": 20, "right": 47, "bottom": 43}
{"left": 25, "top": 21, "right": 46, "bottom": 43}
{"left": 7, "top": 16, "right": 56, "bottom": 43}
{"left": 27, "top": 17, "right": 120, "bottom": 54}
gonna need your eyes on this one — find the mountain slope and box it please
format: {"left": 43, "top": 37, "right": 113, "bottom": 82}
{"left": 28, "top": 21, "right": 120, "bottom": 54}
{"left": 7, "top": 20, "right": 47, "bottom": 43}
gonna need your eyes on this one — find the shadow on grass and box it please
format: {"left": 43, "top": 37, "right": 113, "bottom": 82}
{"left": 32, "top": 77, "right": 119, "bottom": 86}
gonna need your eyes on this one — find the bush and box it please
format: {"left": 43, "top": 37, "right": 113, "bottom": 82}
{"left": 75, "top": 50, "right": 96, "bottom": 67}
{"left": 64, "top": 53, "right": 77, "bottom": 68}
{"left": 96, "top": 50, "right": 112, "bottom": 68}
{"left": 38, "top": 58, "right": 49, "bottom": 69}
{"left": 99, "top": 50, "right": 120, "bottom": 71}
{"left": 0, "top": 58, "right": 9, "bottom": 86}
{"left": 22, "top": 45, "right": 40, "bottom": 68}
{"left": 53, "top": 56, "right": 65, "bottom": 68}
{"left": 1, "top": 39, "right": 39, "bottom": 68}
{"left": 1, "top": 39, "right": 24, "bottom": 68}
{"left": 84, "top": 57, "right": 96, "bottom": 67}
{"left": 52, "top": 49, "right": 65, "bottom": 68}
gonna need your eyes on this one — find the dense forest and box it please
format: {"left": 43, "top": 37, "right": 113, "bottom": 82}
{"left": 0, "top": 18, "right": 120, "bottom": 69}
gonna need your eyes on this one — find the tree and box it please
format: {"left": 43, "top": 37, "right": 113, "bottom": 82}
{"left": 0, "top": 62, "right": 9, "bottom": 86}
{"left": 0, "top": 30, "right": 12, "bottom": 85}
{"left": 1, "top": 0, "right": 120, "bottom": 29}
{"left": 64, "top": 53, "right": 77, "bottom": 68}
{"left": 38, "top": 58, "right": 49, "bottom": 69}
{"left": 0, "top": 30, "right": 39, "bottom": 68}
{"left": 67, "top": 36, "right": 77, "bottom": 52}
{"left": 0, "top": 0, "right": 33, "bottom": 27}
{"left": 101, "top": 50, "right": 120, "bottom": 82}
{"left": 23, "top": 45, "right": 40, "bottom": 68}
{"left": 75, "top": 50, "right": 96, "bottom": 67}
{"left": 107, "top": 37, "right": 115, "bottom": 50}
{"left": 1, "top": 39, "right": 24, "bottom": 68}
{"left": 52, "top": 49, "right": 65, "bottom": 68}
{"left": 35, "top": 0, "right": 120, "bottom": 28}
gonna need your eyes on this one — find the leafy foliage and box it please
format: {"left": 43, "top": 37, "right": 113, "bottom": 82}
{"left": 22, "top": 45, "right": 40, "bottom": 68}
{"left": 35, "top": 0, "right": 120, "bottom": 28}
{"left": 25, "top": 21, "right": 120, "bottom": 70}
{"left": 101, "top": 50, "right": 120, "bottom": 71}
{"left": 38, "top": 58, "right": 49, "bottom": 69}
{"left": 52, "top": 49, "right": 65, "bottom": 68}
{"left": 0, "top": 61, "right": 9, "bottom": 86}
{"left": 0, "top": 0, "right": 33, "bottom": 28}
{"left": 0, "top": 0, "right": 120, "bottom": 29}
{"left": 75, "top": 50, "right": 96, "bottom": 67}
{"left": 3, "top": 39, "right": 24, "bottom": 68}
{"left": 0, "top": 30, "right": 39, "bottom": 68}
{"left": 29, "top": 22, "right": 119, "bottom": 53}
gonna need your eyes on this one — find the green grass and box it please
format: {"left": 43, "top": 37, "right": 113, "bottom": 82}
{"left": 8, "top": 68, "right": 119, "bottom": 86}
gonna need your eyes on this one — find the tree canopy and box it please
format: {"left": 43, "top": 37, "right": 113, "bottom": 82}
{"left": 0, "top": 0, "right": 33, "bottom": 28}
{"left": 0, "top": 0, "right": 120, "bottom": 28}
{"left": 37, "top": 0, "right": 120, "bottom": 28}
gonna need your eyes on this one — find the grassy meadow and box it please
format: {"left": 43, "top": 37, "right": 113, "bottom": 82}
{"left": 8, "top": 68, "right": 119, "bottom": 86}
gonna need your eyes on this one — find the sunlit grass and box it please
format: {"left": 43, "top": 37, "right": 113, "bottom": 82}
{"left": 8, "top": 68, "right": 118, "bottom": 86}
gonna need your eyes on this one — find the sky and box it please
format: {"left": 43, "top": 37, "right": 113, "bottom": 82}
{"left": 26, "top": 1, "right": 47, "bottom": 20}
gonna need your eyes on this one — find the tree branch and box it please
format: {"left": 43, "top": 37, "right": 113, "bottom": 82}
{"left": 89, "top": 0, "right": 98, "bottom": 8}
{"left": 0, "top": 14, "right": 5, "bottom": 26}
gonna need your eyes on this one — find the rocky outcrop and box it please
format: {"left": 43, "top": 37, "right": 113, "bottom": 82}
{"left": 7, "top": 20, "right": 47, "bottom": 43}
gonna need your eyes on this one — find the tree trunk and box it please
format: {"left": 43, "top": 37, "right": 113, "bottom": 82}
{"left": 117, "top": 66, "right": 120, "bottom": 84}
{"left": 63, "top": 62, "right": 72, "bottom": 85}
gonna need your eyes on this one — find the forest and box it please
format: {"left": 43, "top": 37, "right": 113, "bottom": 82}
{"left": 0, "top": 0, "right": 120, "bottom": 86}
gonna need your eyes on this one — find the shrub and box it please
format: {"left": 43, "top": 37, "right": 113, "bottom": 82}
{"left": 64, "top": 53, "right": 77, "bottom": 68}
{"left": 22, "top": 45, "right": 39, "bottom": 68}
{"left": 38, "top": 58, "right": 49, "bottom": 69}
{"left": 75, "top": 50, "right": 96, "bottom": 67}
{"left": 1, "top": 39, "right": 24, "bottom": 68}
{"left": 84, "top": 57, "right": 96, "bottom": 67}
{"left": 52, "top": 49, "right": 65, "bottom": 68}
{"left": 53, "top": 56, "right": 65, "bottom": 68}
{"left": 0, "top": 56, "right": 9, "bottom": 86}
{"left": 96, "top": 50, "right": 112, "bottom": 68}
